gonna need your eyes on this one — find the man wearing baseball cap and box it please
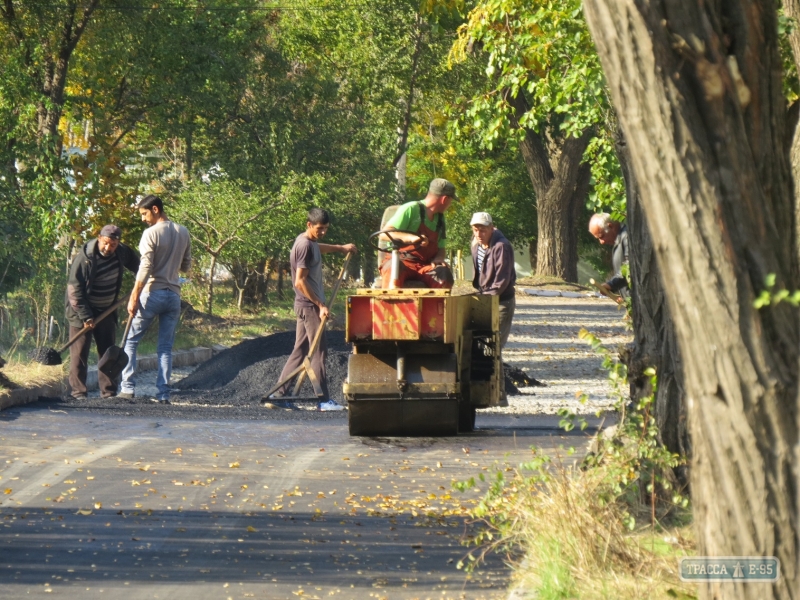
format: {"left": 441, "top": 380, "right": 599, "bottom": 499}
{"left": 65, "top": 224, "right": 140, "bottom": 400}
{"left": 379, "top": 178, "right": 456, "bottom": 288}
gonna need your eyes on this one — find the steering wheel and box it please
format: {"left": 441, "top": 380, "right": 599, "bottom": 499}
{"left": 368, "top": 229, "right": 427, "bottom": 253}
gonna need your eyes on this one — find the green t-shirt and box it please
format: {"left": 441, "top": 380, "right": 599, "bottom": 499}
{"left": 386, "top": 201, "right": 447, "bottom": 247}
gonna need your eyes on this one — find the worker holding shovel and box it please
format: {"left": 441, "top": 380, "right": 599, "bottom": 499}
{"left": 65, "top": 225, "right": 140, "bottom": 399}
{"left": 263, "top": 208, "right": 357, "bottom": 412}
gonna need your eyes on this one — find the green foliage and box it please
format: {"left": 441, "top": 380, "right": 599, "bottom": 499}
{"left": 452, "top": 328, "right": 689, "bottom": 597}
{"left": 753, "top": 273, "right": 800, "bottom": 308}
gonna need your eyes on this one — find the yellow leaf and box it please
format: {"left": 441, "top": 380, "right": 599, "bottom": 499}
{"left": 247, "top": 526, "right": 257, "bottom": 532}
{"left": 94, "top": 502, "right": 102, "bottom": 509}
{"left": 229, "top": 462, "right": 240, "bottom": 468}
{"left": 76, "top": 509, "right": 92, "bottom": 516}
{"left": 86, "top": 476, "right": 95, "bottom": 480}
{"left": 3, "top": 489, "right": 11, "bottom": 495}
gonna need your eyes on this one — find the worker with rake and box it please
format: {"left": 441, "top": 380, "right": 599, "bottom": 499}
{"left": 263, "top": 208, "right": 357, "bottom": 411}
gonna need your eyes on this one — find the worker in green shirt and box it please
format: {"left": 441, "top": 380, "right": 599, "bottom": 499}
{"left": 380, "top": 178, "right": 456, "bottom": 289}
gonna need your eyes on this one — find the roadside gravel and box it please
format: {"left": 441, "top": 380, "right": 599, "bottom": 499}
{"left": 494, "top": 293, "right": 631, "bottom": 415}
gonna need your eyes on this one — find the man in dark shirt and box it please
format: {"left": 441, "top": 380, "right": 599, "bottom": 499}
{"left": 65, "top": 224, "right": 140, "bottom": 399}
{"left": 589, "top": 213, "right": 630, "bottom": 302}
{"left": 471, "top": 212, "right": 516, "bottom": 407}
{"left": 470, "top": 212, "right": 516, "bottom": 349}
{"left": 264, "top": 208, "right": 357, "bottom": 411}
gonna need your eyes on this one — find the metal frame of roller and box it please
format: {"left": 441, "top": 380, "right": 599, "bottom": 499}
{"left": 343, "top": 288, "right": 502, "bottom": 436}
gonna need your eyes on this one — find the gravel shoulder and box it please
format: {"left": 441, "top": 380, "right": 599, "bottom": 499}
{"left": 495, "top": 293, "right": 631, "bottom": 415}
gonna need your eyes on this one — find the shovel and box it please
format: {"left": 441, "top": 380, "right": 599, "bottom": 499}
{"left": 31, "top": 295, "right": 130, "bottom": 365}
{"left": 97, "top": 315, "right": 133, "bottom": 381}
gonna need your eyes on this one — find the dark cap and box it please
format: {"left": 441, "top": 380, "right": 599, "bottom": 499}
{"left": 428, "top": 178, "right": 458, "bottom": 199}
{"left": 99, "top": 224, "right": 122, "bottom": 240}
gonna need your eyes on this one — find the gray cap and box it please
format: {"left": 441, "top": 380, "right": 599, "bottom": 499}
{"left": 470, "top": 212, "right": 493, "bottom": 227}
{"left": 99, "top": 224, "right": 122, "bottom": 240}
{"left": 428, "top": 178, "right": 457, "bottom": 199}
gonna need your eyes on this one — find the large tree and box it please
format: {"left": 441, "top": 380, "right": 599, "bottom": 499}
{"left": 585, "top": 1, "right": 799, "bottom": 598}
{"left": 449, "top": 0, "right": 613, "bottom": 281}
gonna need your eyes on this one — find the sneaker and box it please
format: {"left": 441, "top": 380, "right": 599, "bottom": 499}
{"left": 117, "top": 392, "right": 135, "bottom": 400}
{"left": 317, "top": 400, "right": 346, "bottom": 412}
{"left": 262, "top": 399, "right": 298, "bottom": 410}
{"left": 71, "top": 393, "right": 87, "bottom": 400}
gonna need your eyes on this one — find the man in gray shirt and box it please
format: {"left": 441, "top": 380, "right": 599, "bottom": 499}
{"left": 263, "top": 208, "right": 356, "bottom": 411}
{"left": 120, "top": 194, "right": 192, "bottom": 404}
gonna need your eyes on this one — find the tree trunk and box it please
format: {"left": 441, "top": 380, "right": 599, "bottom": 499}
{"left": 585, "top": 1, "right": 799, "bottom": 598}
{"left": 277, "top": 261, "right": 285, "bottom": 301}
{"left": 780, "top": 0, "right": 800, "bottom": 271}
{"left": 206, "top": 254, "right": 216, "bottom": 315}
{"left": 617, "top": 131, "right": 690, "bottom": 485}
{"left": 509, "top": 93, "right": 592, "bottom": 281}
{"left": 363, "top": 248, "right": 376, "bottom": 286}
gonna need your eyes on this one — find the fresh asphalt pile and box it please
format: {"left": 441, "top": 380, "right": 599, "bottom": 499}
{"left": 40, "top": 328, "right": 526, "bottom": 420}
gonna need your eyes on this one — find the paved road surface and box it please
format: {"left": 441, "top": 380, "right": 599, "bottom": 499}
{"left": 0, "top": 408, "right": 603, "bottom": 600}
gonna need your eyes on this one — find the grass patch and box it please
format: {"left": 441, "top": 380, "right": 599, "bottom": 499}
{"left": 455, "top": 327, "right": 695, "bottom": 599}
{"left": 0, "top": 358, "right": 66, "bottom": 396}
{"left": 484, "top": 457, "right": 696, "bottom": 599}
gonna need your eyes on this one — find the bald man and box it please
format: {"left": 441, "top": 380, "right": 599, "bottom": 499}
{"left": 588, "top": 213, "right": 629, "bottom": 301}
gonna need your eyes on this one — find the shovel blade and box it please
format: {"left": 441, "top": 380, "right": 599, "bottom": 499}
{"left": 98, "top": 346, "right": 128, "bottom": 380}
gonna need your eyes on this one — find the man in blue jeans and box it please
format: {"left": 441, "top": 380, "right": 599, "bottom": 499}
{"left": 120, "top": 194, "right": 192, "bottom": 404}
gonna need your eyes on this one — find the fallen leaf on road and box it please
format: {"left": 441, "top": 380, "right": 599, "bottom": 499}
{"left": 75, "top": 509, "right": 92, "bottom": 516}
{"left": 247, "top": 526, "right": 257, "bottom": 532}
{"left": 229, "top": 462, "right": 240, "bottom": 468}
{"left": 3, "top": 489, "right": 11, "bottom": 495}
{"left": 94, "top": 502, "right": 102, "bottom": 509}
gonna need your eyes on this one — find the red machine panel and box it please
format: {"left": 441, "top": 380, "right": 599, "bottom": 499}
{"left": 419, "top": 297, "right": 445, "bottom": 340}
{"left": 371, "top": 298, "right": 420, "bottom": 340}
{"left": 347, "top": 296, "right": 372, "bottom": 341}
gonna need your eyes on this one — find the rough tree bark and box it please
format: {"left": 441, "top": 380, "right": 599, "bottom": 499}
{"left": 509, "top": 93, "right": 592, "bottom": 282}
{"left": 585, "top": 1, "right": 799, "bottom": 598}
{"left": 617, "top": 131, "right": 690, "bottom": 485}
{"left": 781, "top": 0, "right": 800, "bottom": 269}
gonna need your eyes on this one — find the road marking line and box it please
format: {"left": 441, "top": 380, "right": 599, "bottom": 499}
{"left": 5, "top": 439, "right": 136, "bottom": 505}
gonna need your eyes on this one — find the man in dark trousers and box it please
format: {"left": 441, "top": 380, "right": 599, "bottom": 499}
{"left": 65, "top": 224, "right": 140, "bottom": 399}
{"left": 263, "top": 208, "right": 357, "bottom": 411}
{"left": 470, "top": 212, "right": 516, "bottom": 406}
{"left": 588, "top": 213, "right": 630, "bottom": 302}
{"left": 379, "top": 178, "right": 456, "bottom": 289}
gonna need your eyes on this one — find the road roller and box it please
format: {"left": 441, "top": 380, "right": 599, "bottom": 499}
{"left": 343, "top": 222, "right": 503, "bottom": 436}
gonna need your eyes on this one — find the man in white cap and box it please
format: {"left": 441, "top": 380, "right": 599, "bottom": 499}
{"left": 470, "top": 212, "right": 516, "bottom": 349}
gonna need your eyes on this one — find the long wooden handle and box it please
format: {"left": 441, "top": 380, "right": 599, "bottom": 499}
{"left": 58, "top": 294, "right": 130, "bottom": 353}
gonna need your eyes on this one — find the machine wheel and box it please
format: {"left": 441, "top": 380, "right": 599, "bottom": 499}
{"left": 458, "top": 404, "right": 476, "bottom": 433}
